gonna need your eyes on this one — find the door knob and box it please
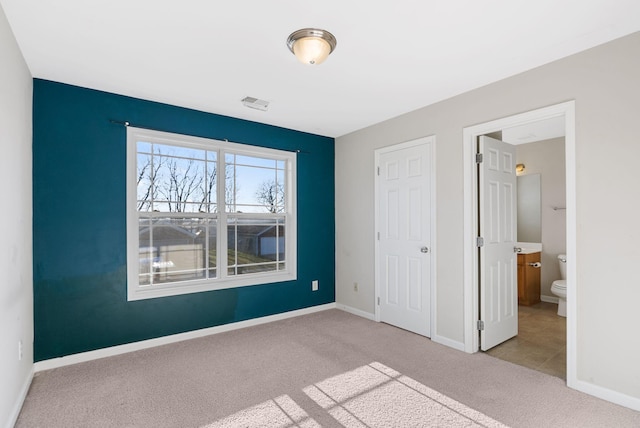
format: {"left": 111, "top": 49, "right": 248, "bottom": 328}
{"left": 421, "top": 246, "right": 429, "bottom": 253}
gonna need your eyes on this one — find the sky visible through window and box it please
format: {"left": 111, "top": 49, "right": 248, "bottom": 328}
{"left": 137, "top": 142, "right": 286, "bottom": 214}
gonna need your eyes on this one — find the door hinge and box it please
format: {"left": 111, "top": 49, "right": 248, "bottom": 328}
{"left": 476, "top": 236, "right": 484, "bottom": 247}
{"left": 377, "top": 297, "right": 380, "bottom": 305}
{"left": 377, "top": 232, "right": 380, "bottom": 240}
{"left": 477, "top": 320, "right": 485, "bottom": 331}
{"left": 377, "top": 166, "right": 380, "bottom": 176}
{"left": 476, "top": 153, "right": 483, "bottom": 163}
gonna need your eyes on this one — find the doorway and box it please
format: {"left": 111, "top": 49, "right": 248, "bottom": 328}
{"left": 374, "top": 136, "right": 436, "bottom": 337}
{"left": 485, "top": 128, "right": 567, "bottom": 378}
{"left": 462, "top": 102, "right": 577, "bottom": 387}
{"left": 487, "top": 302, "right": 567, "bottom": 378}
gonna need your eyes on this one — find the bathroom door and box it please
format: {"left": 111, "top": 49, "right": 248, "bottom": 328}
{"left": 478, "top": 135, "right": 518, "bottom": 351}
{"left": 375, "top": 137, "right": 433, "bottom": 337}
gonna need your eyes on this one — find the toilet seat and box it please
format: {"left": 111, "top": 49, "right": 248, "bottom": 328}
{"left": 551, "top": 280, "right": 567, "bottom": 300}
{"left": 551, "top": 280, "right": 567, "bottom": 317}
{"left": 552, "top": 255, "right": 568, "bottom": 317}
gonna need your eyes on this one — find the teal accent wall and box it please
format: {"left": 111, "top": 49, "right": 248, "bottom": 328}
{"left": 32, "top": 79, "right": 335, "bottom": 362}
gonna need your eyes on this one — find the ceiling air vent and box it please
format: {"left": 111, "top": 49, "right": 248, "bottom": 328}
{"left": 241, "top": 96, "right": 269, "bottom": 111}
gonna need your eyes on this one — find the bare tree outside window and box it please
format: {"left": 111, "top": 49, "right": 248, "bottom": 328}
{"left": 136, "top": 149, "right": 164, "bottom": 211}
{"left": 157, "top": 157, "right": 204, "bottom": 212}
{"left": 255, "top": 179, "right": 285, "bottom": 213}
{"left": 197, "top": 163, "right": 217, "bottom": 213}
{"left": 137, "top": 145, "right": 221, "bottom": 213}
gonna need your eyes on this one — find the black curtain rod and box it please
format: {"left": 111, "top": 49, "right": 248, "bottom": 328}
{"left": 109, "top": 119, "right": 308, "bottom": 154}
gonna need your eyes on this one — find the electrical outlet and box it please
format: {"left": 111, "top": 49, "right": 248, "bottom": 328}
{"left": 353, "top": 282, "right": 359, "bottom": 292}
{"left": 312, "top": 280, "right": 319, "bottom": 291}
{"left": 18, "top": 340, "right": 23, "bottom": 361}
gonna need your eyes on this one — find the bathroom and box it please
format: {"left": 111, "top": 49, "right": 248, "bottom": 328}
{"left": 517, "top": 134, "right": 567, "bottom": 306}
{"left": 486, "top": 119, "right": 568, "bottom": 379}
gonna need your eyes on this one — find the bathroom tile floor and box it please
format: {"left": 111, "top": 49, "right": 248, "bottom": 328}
{"left": 486, "top": 301, "right": 566, "bottom": 379}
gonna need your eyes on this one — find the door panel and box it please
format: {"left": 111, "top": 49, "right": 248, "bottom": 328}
{"left": 479, "top": 135, "right": 518, "bottom": 351}
{"left": 386, "top": 255, "right": 399, "bottom": 305}
{"left": 378, "top": 140, "right": 432, "bottom": 337}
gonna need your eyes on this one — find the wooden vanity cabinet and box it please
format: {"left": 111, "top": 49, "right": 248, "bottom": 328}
{"left": 518, "top": 252, "right": 541, "bottom": 306}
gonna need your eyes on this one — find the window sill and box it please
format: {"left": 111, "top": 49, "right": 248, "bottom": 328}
{"left": 127, "top": 271, "right": 297, "bottom": 301}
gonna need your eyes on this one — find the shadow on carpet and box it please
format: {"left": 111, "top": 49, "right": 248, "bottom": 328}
{"left": 203, "top": 362, "right": 508, "bottom": 428}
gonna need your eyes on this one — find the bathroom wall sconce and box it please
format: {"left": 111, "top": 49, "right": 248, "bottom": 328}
{"left": 516, "top": 163, "right": 525, "bottom": 175}
{"left": 286, "top": 28, "right": 337, "bottom": 65}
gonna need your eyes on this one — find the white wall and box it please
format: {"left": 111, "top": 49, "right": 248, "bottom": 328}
{"left": 0, "top": 4, "right": 33, "bottom": 427}
{"left": 516, "top": 137, "right": 566, "bottom": 298}
{"left": 336, "top": 32, "right": 640, "bottom": 403}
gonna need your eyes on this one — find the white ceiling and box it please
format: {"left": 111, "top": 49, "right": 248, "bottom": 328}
{"left": 2, "top": 1, "right": 639, "bottom": 138}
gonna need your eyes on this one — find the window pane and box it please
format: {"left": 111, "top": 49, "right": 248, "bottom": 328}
{"left": 139, "top": 274, "right": 151, "bottom": 286}
{"left": 234, "top": 154, "right": 278, "bottom": 168}
{"left": 137, "top": 142, "right": 218, "bottom": 214}
{"left": 201, "top": 159, "right": 217, "bottom": 212}
{"left": 227, "top": 217, "right": 285, "bottom": 276}
{"left": 226, "top": 158, "right": 284, "bottom": 213}
{"left": 137, "top": 153, "right": 153, "bottom": 212}
{"left": 138, "top": 218, "right": 153, "bottom": 285}
{"left": 154, "top": 144, "right": 206, "bottom": 160}
{"left": 276, "top": 169, "right": 285, "bottom": 210}
{"left": 207, "top": 219, "right": 217, "bottom": 279}
{"left": 236, "top": 165, "right": 275, "bottom": 206}
{"left": 153, "top": 156, "right": 207, "bottom": 212}
{"left": 142, "top": 217, "right": 213, "bottom": 284}
{"left": 137, "top": 141, "right": 152, "bottom": 154}
{"left": 236, "top": 264, "right": 280, "bottom": 275}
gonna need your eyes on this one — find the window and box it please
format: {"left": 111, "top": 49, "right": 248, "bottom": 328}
{"left": 127, "top": 127, "right": 296, "bottom": 300}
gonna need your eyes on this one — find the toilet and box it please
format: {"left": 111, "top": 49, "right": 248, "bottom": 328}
{"left": 551, "top": 254, "right": 567, "bottom": 317}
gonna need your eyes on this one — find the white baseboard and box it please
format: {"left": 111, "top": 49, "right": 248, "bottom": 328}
{"left": 335, "top": 304, "right": 466, "bottom": 353}
{"left": 35, "top": 303, "right": 337, "bottom": 372}
{"left": 336, "top": 303, "right": 376, "bottom": 321}
{"left": 6, "top": 367, "right": 33, "bottom": 428}
{"left": 27, "top": 301, "right": 640, "bottom": 414}
{"left": 541, "top": 295, "right": 559, "bottom": 304}
{"left": 432, "top": 334, "right": 466, "bottom": 352}
{"left": 572, "top": 379, "right": 640, "bottom": 412}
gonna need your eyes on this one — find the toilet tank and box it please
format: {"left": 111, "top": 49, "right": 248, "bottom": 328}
{"left": 558, "top": 254, "right": 567, "bottom": 280}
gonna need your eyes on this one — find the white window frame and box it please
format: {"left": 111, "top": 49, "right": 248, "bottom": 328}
{"left": 126, "top": 127, "right": 297, "bottom": 301}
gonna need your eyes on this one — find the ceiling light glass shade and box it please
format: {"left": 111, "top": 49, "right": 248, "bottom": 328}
{"left": 293, "top": 36, "right": 331, "bottom": 65}
{"left": 287, "top": 28, "right": 337, "bottom": 65}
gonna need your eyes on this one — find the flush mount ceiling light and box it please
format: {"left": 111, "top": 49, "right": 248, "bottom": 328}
{"left": 286, "top": 28, "right": 337, "bottom": 65}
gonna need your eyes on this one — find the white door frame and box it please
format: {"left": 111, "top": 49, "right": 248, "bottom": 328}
{"left": 462, "top": 101, "right": 577, "bottom": 388}
{"left": 374, "top": 136, "right": 437, "bottom": 338}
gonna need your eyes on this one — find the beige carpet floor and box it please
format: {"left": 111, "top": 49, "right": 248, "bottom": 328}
{"left": 16, "top": 309, "right": 640, "bottom": 427}
{"left": 205, "top": 362, "right": 507, "bottom": 427}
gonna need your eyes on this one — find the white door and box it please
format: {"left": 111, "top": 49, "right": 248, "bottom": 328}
{"left": 376, "top": 138, "right": 432, "bottom": 337}
{"left": 478, "top": 135, "right": 518, "bottom": 350}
